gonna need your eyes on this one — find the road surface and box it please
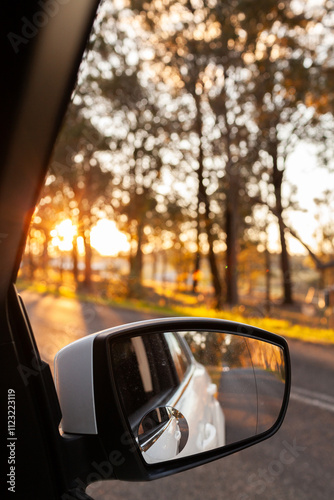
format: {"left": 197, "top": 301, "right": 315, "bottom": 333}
{"left": 21, "top": 291, "right": 334, "bottom": 500}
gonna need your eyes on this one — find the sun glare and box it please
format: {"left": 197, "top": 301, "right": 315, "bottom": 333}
{"left": 51, "top": 219, "right": 77, "bottom": 252}
{"left": 90, "top": 219, "right": 130, "bottom": 256}
{"left": 50, "top": 219, "right": 129, "bottom": 257}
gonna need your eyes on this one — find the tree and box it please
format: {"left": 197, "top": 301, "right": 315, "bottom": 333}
{"left": 128, "top": 0, "right": 233, "bottom": 307}
{"left": 31, "top": 182, "right": 65, "bottom": 276}
{"left": 240, "top": 1, "right": 319, "bottom": 304}
{"left": 128, "top": 0, "right": 308, "bottom": 307}
{"left": 82, "top": 4, "right": 174, "bottom": 295}
{"left": 52, "top": 109, "right": 113, "bottom": 290}
{"left": 209, "top": 64, "right": 260, "bottom": 305}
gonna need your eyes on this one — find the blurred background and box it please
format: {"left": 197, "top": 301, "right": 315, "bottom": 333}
{"left": 19, "top": 0, "right": 334, "bottom": 338}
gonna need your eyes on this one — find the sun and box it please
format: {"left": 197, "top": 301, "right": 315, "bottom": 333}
{"left": 90, "top": 219, "right": 130, "bottom": 256}
{"left": 51, "top": 219, "right": 77, "bottom": 252}
{"left": 50, "top": 218, "right": 130, "bottom": 257}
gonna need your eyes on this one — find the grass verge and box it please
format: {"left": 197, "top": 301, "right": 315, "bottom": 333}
{"left": 17, "top": 280, "right": 334, "bottom": 345}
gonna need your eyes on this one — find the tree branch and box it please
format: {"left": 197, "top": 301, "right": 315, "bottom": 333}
{"left": 253, "top": 197, "right": 334, "bottom": 269}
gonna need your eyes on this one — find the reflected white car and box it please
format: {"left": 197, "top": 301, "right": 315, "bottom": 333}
{"left": 113, "top": 332, "right": 225, "bottom": 464}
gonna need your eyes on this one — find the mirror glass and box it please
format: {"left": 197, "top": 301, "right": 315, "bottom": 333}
{"left": 110, "top": 330, "right": 286, "bottom": 464}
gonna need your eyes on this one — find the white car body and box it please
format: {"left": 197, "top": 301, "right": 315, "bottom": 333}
{"left": 130, "top": 332, "right": 226, "bottom": 463}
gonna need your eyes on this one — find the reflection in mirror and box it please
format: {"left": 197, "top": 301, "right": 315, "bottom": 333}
{"left": 110, "top": 331, "right": 286, "bottom": 464}
{"left": 138, "top": 406, "right": 189, "bottom": 463}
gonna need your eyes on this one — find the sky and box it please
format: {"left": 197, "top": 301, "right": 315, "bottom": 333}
{"left": 270, "top": 141, "right": 333, "bottom": 255}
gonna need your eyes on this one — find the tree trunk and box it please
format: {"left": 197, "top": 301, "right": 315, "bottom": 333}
{"left": 278, "top": 218, "right": 293, "bottom": 304}
{"left": 72, "top": 236, "right": 79, "bottom": 285}
{"left": 152, "top": 251, "right": 157, "bottom": 282}
{"left": 192, "top": 207, "right": 201, "bottom": 293}
{"left": 83, "top": 233, "right": 92, "bottom": 290}
{"left": 218, "top": 77, "right": 239, "bottom": 306}
{"left": 265, "top": 239, "right": 271, "bottom": 315}
{"left": 128, "top": 220, "right": 144, "bottom": 296}
{"left": 225, "top": 185, "right": 239, "bottom": 305}
{"left": 41, "top": 229, "right": 50, "bottom": 277}
{"left": 272, "top": 145, "right": 293, "bottom": 304}
{"left": 161, "top": 250, "right": 168, "bottom": 285}
{"left": 203, "top": 197, "right": 223, "bottom": 308}
{"left": 194, "top": 93, "right": 223, "bottom": 308}
{"left": 133, "top": 220, "right": 144, "bottom": 282}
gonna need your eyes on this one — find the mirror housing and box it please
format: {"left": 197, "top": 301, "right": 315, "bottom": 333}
{"left": 55, "top": 317, "right": 290, "bottom": 482}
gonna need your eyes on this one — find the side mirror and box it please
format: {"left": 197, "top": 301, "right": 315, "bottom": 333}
{"left": 55, "top": 317, "right": 290, "bottom": 482}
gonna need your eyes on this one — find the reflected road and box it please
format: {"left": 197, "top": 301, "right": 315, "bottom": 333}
{"left": 220, "top": 368, "right": 285, "bottom": 443}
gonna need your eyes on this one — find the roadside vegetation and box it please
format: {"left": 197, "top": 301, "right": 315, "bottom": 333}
{"left": 19, "top": 0, "right": 334, "bottom": 345}
{"left": 17, "top": 274, "right": 334, "bottom": 345}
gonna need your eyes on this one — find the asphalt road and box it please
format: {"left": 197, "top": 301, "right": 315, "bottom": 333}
{"left": 21, "top": 291, "right": 334, "bottom": 500}
{"left": 219, "top": 368, "right": 285, "bottom": 443}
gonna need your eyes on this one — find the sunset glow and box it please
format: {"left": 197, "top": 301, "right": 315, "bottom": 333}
{"left": 51, "top": 220, "right": 76, "bottom": 252}
{"left": 50, "top": 219, "right": 130, "bottom": 257}
{"left": 90, "top": 219, "right": 130, "bottom": 256}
